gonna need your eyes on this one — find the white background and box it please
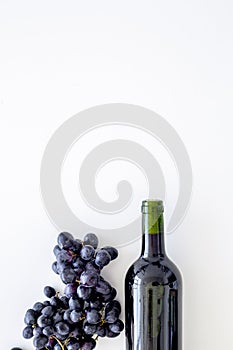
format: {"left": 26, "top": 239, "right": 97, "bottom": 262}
{"left": 1, "top": 1, "right": 233, "bottom": 349}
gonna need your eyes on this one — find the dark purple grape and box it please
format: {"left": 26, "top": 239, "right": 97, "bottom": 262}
{"left": 69, "top": 239, "right": 82, "bottom": 254}
{"left": 105, "top": 300, "right": 121, "bottom": 314}
{"left": 64, "top": 283, "right": 78, "bottom": 298}
{"left": 44, "top": 286, "right": 56, "bottom": 298}
{"left": 57, "top": 249, "right": 72, "bottom": 265}
{"left": 53, "top": 245, "right": 61, "bottom": 257}
{"left": 83, "top": 233, "right": 98, "bottom": 249}
{"left": 42, "top": 325, "right": 54, "bottom": 336}
{"left": 72, "top": 256, "right": 85, "bottom": 269}
{"left": 109, "top": 319, "right": 124, "bottom": 333}
{"left": 85, "top": 261, "right": 100, "bottom": 273}
{"left": 43, "top": 300, "right": 51, "bottom": 306}
{"left": 63, "top": 309, "right": 74, "bottom": 324}
{"left": 55, "top": 321, "right": 70, "bottom": 335}
{"left": 53, "top": 310, "right": 64, "bottom": 324}
{"left": 59, "top": 295, "right": 69, "bottom": 308}
{"left": 89, "top": 298, "right": 103, "bottom": 311}
{"left": 50, "top": 296, "right": 63, "bottom": 308}
{"left": 83, "top": 321, "right": 97, "bottom": 336}
{"left": 95, "top": 249, "right": 111, "bottom": 268}
{"left": 61, "top": 267, "right": 76, "bottom": 284}
{"left": 57, "top": 231, "right": 74, "bottom": 249}
{"left": 72, "top": 257, "right": 85, "bottom": 277}
{"left": 106, "top": 328, "right": 120, "bottom": 337}
{"left": 104, "top": 309, "right": 119, "bottom": 324}
{"left": 22, "top": 325, "right": 33, "bottom": 339}
{"left": 24, "top": 309, "right": 37, "bottom": 325}
{"left": 69, "top": 296, "right": 84, "bottom": 310}
{"left": 80, "top": 245, "right": 95, "bottom": 261}
{"left": 81, "top": 337, "right": 96, "bottom": 350}
{"left": 100, "top": 287, "right": 117, "bottom": 302}
{"left": 37, "top": 315, "right": 52, "bottom": 328}
{"left": 77, "top": 285, "right": 93, "bottom": 300}
{"left": 52, "top": 261, "right": 59, "bottom": 274}
{"left": 41, "top": 306, "right": 54, "bottom": 317}
{"left": 70, "top": 310, "right": 82, "bottom": 322}
{"left": 85, "top": 308, "right": 101, "bottom": 324}
{"left": 57, "top": 263, "right": 70, "bottom": 275}
{"left": 33, "top": 334, "right": 48, "bottom": 349}
{"left": 96, "top": 323, "right": 106, "bottom": 337}
{"left": 80, "top": 271, "right": 99, "bottom": 287}
{"left": 33, "top": 302, "right": 44, "bottom": 312}
{"left": 69, "top": 324, "right": 82, "bottom": 337}
{"left": 56, "top": 333, "right": 69, "bottom": 341}
{"left": 101, "top": 246, "right": 118, "bottom": 260}
{"left": 11, "top": 348, "right": 23, "bottom": 350}
{"left": 96, "top": 280, "right": 112, "bottom": 295}
{"left": 66, "top": 337, "right": 81, "bottom": 350}
{"left": 73, "top": 268, "right": 84, "bottom": 279}
{"left": 33, "top": 326, "right": 43, "bottom": 336}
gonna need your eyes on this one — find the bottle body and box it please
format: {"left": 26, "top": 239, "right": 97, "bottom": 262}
{"left": 125, "top": 200, "right": 182, "bottom": 350}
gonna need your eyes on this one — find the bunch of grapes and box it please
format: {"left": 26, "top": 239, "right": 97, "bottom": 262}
{"left": 13, "top": 232, "right": 124, "bottom": 350}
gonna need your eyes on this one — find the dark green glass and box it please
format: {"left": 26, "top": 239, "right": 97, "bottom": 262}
{"left": 125, "top": 200, "right": 182, "bottom": 350}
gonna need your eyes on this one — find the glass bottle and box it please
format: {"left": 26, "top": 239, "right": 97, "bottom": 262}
{"left": 125, "top": 199, "right": 182, "bottom": 350}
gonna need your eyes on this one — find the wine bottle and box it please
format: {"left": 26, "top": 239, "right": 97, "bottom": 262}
{"left": 125, "top": 199, "right": 182, "bottom": 350}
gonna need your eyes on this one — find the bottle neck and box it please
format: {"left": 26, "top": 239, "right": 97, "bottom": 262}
{"left": 141, "top": 208, "right": 166, "bottom": 258}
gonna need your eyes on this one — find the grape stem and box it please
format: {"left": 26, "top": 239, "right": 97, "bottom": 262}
{"left": 51, "top": 335, "right": 66, "bottom": 350}
{"left": 64, "top": 337, "right": 71, "bottom": 346}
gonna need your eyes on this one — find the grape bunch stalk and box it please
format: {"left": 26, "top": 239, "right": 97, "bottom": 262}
{"left": 12, "top": 232, "right": 124, "bottom": 350}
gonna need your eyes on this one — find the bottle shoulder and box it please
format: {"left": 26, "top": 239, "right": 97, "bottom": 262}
{"left": 125, "top": 255, "right": 182, "bottom": 286}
